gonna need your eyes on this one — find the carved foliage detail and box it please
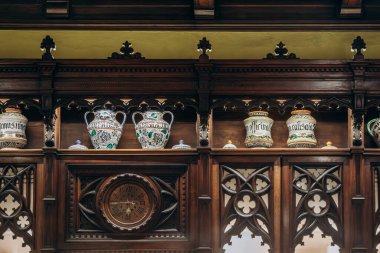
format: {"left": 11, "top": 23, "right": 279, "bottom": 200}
{"left": 0, "top": 164, "right": 35, "bottom": 248}
{"left": 221, "top": 165, "right": 272, "bottom": 250}
{"left": 292, "top": 165, "right": 343, "bottom": 249}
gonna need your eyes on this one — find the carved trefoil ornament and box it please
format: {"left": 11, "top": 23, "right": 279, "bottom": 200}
{"left": 109, "top": 41, "right": 145, "bottom": 59}
{"left": 264, "top": 41, "right": 299, "bottom": 59}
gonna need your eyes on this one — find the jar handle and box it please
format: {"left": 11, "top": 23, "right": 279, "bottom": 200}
{"left": 132, "top": 111, "right": 144, "bottom": 126}
{"left": 367, "top": 118, "right": 379, "bottom": 138}
{"left": 163, "top": 111, "right": 174, "bottom": 128}
{"left": 115, "top": 111, "right": 127, "bottom": 127}
{"left": 84, "top": 111, "right": 93, "bottom": 127}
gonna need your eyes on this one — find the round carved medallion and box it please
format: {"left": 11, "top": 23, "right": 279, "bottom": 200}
{"left": 97, "top": 173, "right": 158, "bottom": 232}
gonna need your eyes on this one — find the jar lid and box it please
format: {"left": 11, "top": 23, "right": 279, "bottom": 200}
{"left": 321, "top": 141, "right": 337, "bottom": 149}
{"left": 4, "top": 107, "right": 21, "bottom": 113}
{"left": 291, "top": 109, "right": 311, "bottom": 115}
{"left": 172, "top": 140, "right": 191, "bottom": 149}
{"left": 248, "top": 111, "right": 269, "bottom": 117}
{"left": 68, "top": 140, "right": 88, "bottom": 150}
{"left": 223, "top": 140, "right": 237, "bottom": 149}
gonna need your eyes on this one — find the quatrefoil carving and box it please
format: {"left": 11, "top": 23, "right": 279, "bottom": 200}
{"left": 221, "top": 165, "right": 272, "bottom": 251}
{"left": 292, "top": 165, "right": 343, "bottom": 249}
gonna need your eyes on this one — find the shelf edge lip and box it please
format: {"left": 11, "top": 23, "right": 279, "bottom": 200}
{"left": 363, "top": 148, "right": 380, "bottom": 156}
{"left": 0, "top": 149, "right": 44, "bottom": 157}
{"left": 57, "top": 148, "right": 199, "bottom": 156}
{"left": 211, "top": 148, "right": 351, "bottom": 156}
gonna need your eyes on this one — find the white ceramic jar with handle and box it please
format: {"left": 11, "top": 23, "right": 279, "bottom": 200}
{"left": 132, "top": 110, "right": 174, "bottom": 149}
{"left": 367, "top": 117, "right": 380, "bottom": 147}
{"left": 85, "top": 109, "right": 126, "bottom": 149}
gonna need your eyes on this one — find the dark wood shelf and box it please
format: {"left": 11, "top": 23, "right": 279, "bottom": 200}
{"left": 57, "top": 148, "right": 199, "bottom": 157}
{"left": 211, "top": 148, "right": 352, "bottom": 156}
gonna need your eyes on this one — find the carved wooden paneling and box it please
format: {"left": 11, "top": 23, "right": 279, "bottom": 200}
{"left": 373, "top": 165, "right": 380, "bottom": 249}
{"left": 220, "top": 164, "right": 273, "bottom": 251}
{"left": 66, "top": 164, "right": 188, "bottom": 240}
{"left": 290, "top": 164, "right": 343, "bottom": 249}
{"left": 0, "top": 164, "right": 35, "bottom": 249}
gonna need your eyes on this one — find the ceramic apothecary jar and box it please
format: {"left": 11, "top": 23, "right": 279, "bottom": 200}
{"left": 85, "top": 109, "right": 126, "bottom": 149}
{"left": 132, "top": 110, "right": 174, "bottom": 149}
{"left": 286, "top": 109, "right": 317, "bottom": 148}
{"left": 0, "top": 108, "right": 28, "bottom": 149}
{"left": 244, "top": 111, "right": 273, "bottom": 148}
{"left": 367, "top": 117, "right": 380, "bottom": 147}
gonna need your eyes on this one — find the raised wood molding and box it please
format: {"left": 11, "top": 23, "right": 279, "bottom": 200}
{"left": 340, "top": 0, "right": 363, "bottom": 18}
{"left": 194, "top": 0, "right": 214, "bottom": 19}
{"left": 45, "top": 0, "right": 69, "bottom": 18}
{"left": 0, "top": 1, "right": 380, "bottom": 30}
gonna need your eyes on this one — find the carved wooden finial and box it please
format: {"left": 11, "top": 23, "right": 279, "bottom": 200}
{"left": 265, "top": 41, "right": 298, "bottom": 59}
{"left": 351, "top": 36, "right": 366, "bottom": 60}
{"left": 40, "top": 35, "right": 56, "bottom": 60}
{"left": 109, "top": 41, "right": 145, "bottom": 59}
{"left": 197, "top": 37, "right": 212, "bottom": 60}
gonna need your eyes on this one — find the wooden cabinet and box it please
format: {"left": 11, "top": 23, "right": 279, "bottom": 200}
{"left": 1, "top": 44, "right": 380, "bottom": 253}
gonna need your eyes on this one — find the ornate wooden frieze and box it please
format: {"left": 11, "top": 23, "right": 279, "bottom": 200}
{"left": 67, "top": 165, "right": 187, "bottom": 240}
{"left": 291, "top": 164, "right": 343, "bottom": 249}
{"left": 56, "top": 97, "right": 198, "bottom": 112}
{"left": 0, "top": 98, "right": 41, "bottom": 112}
{"left": 220, "top": 164, "right": 273, "bottom": 251}
{"left": 212, "top": 97, "right": 351, "bottom": 115}
{"left": 0, "top": 164, "right": 35, "bottom": 249}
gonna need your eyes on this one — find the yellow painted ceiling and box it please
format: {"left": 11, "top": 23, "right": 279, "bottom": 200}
{"left": 0, "top": 30, "right": 380, "bottom": 60}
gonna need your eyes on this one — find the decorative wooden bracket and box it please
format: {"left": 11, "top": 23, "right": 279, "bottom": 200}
{"left": 38, "top": 61, "right": 57, "bottom": 147}
{"left": 196, "top": 38, "right": 212, "bottom": 146}
{"left": 194, "top": 0, "right": 214, "bottom": 19}
{"left": 45, "top": 0, "right": 69, "bottom": 18}
{"left": 40, "top": 35, "right": 56, "bottom": 60}
{"left": 264, "top": 41, "right": 299, "bottom": 59}
{"left": 340, "top": 0, "right": 362, "bottom": 18}
{"left": 352, "top": 36, "right": 366, "bottom": 61}
{"left": 350, "top": 58, "right": 367, "bottom": 146}
{"left": 108, "top": 41, "right": 145, "bottom": 59}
